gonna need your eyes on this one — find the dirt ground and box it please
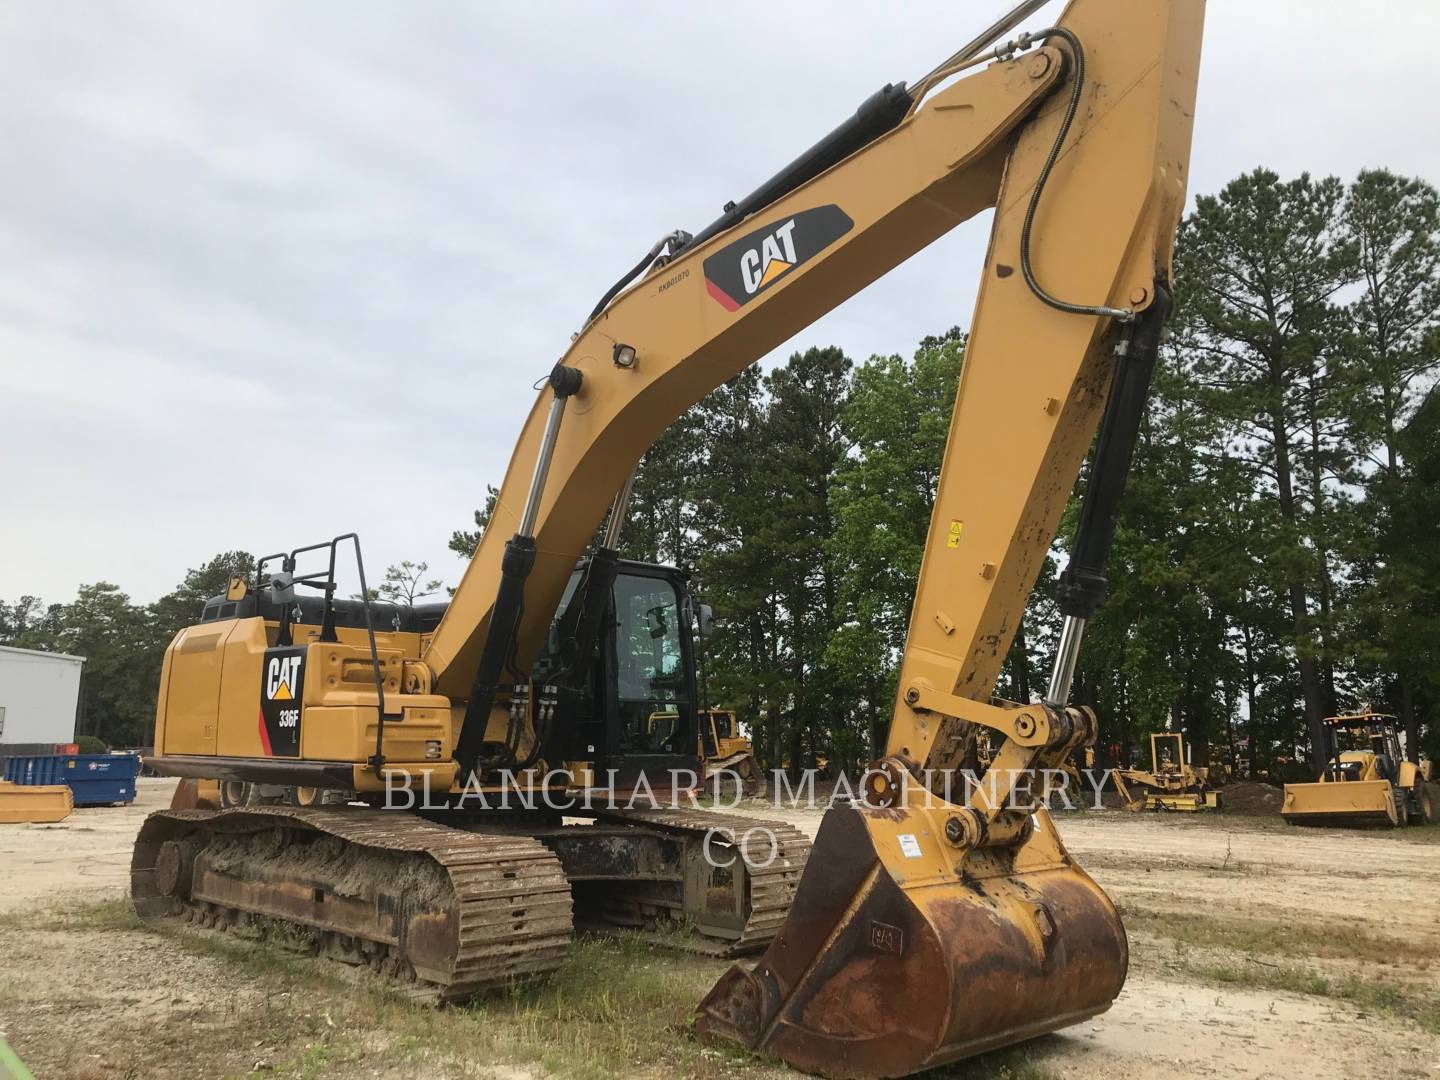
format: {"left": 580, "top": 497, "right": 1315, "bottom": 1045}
{"left": 1, "top": 780, "right": 1438, "bottom": 1079}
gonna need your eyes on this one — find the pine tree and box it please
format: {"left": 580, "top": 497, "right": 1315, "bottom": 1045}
{"left": 1172, "top": 168, "right": 1358, "bottom": 773}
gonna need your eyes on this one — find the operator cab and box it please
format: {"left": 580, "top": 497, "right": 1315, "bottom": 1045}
{"left": 535, "top": 558, "right": 702, "bottom": 787}
{"left": 1323, "top": 712, "right": 1402, "bottom": 783}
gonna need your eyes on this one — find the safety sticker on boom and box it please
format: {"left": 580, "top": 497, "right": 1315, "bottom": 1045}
{"left": 259, "top": 646, "right": 305, "bottom": 756}
{"left": 703, "top": 205, "right": 853, "bottom": 311}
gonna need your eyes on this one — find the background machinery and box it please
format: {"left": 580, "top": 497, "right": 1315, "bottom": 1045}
{"left": 1282, "top": 711, "right": 1440, "bottom": 828}
{"left": 1114, "top": 732, "right": 1220, "bottom": 811}
{"left": 133, "top": 1, "right": 1205, "bottom": 1075}
{"left": 651, "top": 707, "right": 766, "bottom": 798}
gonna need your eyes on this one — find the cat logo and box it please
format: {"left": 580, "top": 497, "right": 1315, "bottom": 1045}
{"left": 266, "top": 653, "right": 303, "bottom": 701}
{"left": 703, "top": 205, "right": 853, "bottom": 311}
{"left": 740, "top": 219, "right": 798, "bottom": 295}
{"left": 259, "top": 646, "right": 307, "bottom": 757}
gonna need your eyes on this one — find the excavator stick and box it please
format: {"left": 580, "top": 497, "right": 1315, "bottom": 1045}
{"left": 697, "top": 798, "right": 1124, "bottom": 1078}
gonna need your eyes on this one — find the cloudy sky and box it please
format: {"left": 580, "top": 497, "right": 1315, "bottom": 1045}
{"left": 3, "top": 1, "right": 1438, "bottom": 606}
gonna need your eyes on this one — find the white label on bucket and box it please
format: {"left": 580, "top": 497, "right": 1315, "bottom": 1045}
{"left": 897, "top": 833, "right": 923, "bottom": 858}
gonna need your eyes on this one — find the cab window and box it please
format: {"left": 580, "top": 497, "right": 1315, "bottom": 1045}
{"left": 614, "top": 574, "right": 688, "bottom": 754}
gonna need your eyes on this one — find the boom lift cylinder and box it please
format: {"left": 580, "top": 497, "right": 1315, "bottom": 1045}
{"left": 455, "top": 364, "right": 583, "bottom": 776}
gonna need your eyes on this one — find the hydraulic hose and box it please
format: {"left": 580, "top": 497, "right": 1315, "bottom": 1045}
{"left": 1013, "top": 26, "right": 1136, "bottom": 323}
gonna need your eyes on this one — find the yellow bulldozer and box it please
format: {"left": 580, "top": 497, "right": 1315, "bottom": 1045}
{"left": 1114, "top": 732, "right": 1219, "bottom": 812}
{"left": 647, "top": 707, "right": 765, "bottom": 797}
{"left": 1282, "top": 712, "right": 1440, "bottom": 828}
{"left": 130, "top": 1, "right": 1207, "bottom": 1074}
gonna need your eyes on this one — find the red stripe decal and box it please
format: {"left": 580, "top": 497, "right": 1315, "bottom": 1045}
{"left": 705, "top": 277, "right": 740, "bottom": 312}
{"left": 257, "top": 707, "right": 273, "bottom": 756}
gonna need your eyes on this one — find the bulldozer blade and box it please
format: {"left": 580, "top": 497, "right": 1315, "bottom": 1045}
{"left": 1281, "top": 780, "right": 1398, "bottom": 828}
{"left": 0, "top": 780, "right": 73, "bottom": 824}
{"left": 696, "top": 801, "right": 1126, "bottom": 1078}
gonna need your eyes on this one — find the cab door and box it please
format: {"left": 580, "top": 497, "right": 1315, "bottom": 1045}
{"left": 600, "top": 568, "right": 701, "bottom": 787}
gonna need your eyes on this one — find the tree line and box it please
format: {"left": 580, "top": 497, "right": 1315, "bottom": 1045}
{"left": 4, "top": 167, "right": 1436, "bottom": 779}
{"left": 562, "top": 166, "right": 1440, "bottom": 779}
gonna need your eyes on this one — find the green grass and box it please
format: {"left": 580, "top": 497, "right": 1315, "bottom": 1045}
{"left": 5, "top": 897, "right": 1068, "bottom": 1079}
{"left": 1120, "top": 905, "right": 1422, "bottom": 967}
{"left": 1186, "top": 958, "right": 1440, "bottom": 1034}
{"left": 157, "top": 920, "right": 750, "bottom": 1079}
{"left": 226, "top": 1037, "right": 365, "bottom": 1080}
{"left": 0, "top": 896, "right": 141, "bottom": 933}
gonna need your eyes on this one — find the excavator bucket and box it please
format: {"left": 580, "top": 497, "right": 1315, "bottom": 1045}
{"left": 696, "top": 796, "right": 1126, "bottom": 1078}
{"left": 1281, "top": 780, "right": 1398, "bottom": 828}
{"left": 0, "top": 780, "right": 74, "bottom": 824}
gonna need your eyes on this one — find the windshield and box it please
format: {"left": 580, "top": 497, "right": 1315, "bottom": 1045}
{"left": 1332, "top": 723, "right": 1391, "bottom": 755}
{"left": 614, "top": 573, "right": 688, "bottom": 754}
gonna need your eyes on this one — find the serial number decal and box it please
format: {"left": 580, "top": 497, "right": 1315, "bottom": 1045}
{"left": 658, "top": 267, "right": 690, "bottom": 293}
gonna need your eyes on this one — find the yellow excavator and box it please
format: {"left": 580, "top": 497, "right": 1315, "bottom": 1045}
{"left": 1282, "top": 711, "right": 1440, "bottom": 828}
{"left": 133, "top": 1, "right": 1204, "bottom": 1075}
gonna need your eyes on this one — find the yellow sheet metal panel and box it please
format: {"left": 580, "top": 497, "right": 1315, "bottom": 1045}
{"left": 298, "top": 704, "right": 450, "bottom": 766}
{"left": 0, "top": 780, "right": 73, "bottom": 824}
{"left": 1282, "top": 780, "right": 1397, "bottom": 827}
{"left": 159, "top": 621, "right": 236, "bottom": 755}
{"left": 214, "top": 619, "right": 270, "bottom": 758}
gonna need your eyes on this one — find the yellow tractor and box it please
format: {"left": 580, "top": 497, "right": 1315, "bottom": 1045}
{"left": 698, "top": 709, "right": 764, "bottom": 797}
{"left": 1282, "top": 712, "right": 1440, "bottom": 828}
{"left": 1114, "top": 732, "right": 1219, "bottom": 812}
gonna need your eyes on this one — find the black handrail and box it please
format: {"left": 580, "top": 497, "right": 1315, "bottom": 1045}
{"left": 256, "top": 533, "right": 395, "bottom": 772}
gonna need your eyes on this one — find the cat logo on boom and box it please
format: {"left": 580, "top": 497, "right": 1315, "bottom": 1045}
{"left": 741, "top": 219, "right": 798, "bottom": 295}
{"left": 703, "top": 205, "right": 853, "bottom": 311}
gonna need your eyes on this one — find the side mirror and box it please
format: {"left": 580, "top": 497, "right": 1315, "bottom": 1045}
{"left": 269, "top": 571, "right": 296, "bottom": 605}
{"left": 697, "top": 603, "right": 715, "bottom": 638}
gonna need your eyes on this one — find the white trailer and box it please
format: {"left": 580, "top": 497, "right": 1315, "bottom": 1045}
{"left": 0, "top": 644, "right": 85, "bottom": 748}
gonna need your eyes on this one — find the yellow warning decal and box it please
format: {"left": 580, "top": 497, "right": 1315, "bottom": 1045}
{"left": 946, "top": 520, "right": 964, "bottom": 548}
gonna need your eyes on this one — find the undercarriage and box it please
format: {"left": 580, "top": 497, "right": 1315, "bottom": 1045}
{"left": 132, "top": 802, "right": 811, "bottom": 997}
